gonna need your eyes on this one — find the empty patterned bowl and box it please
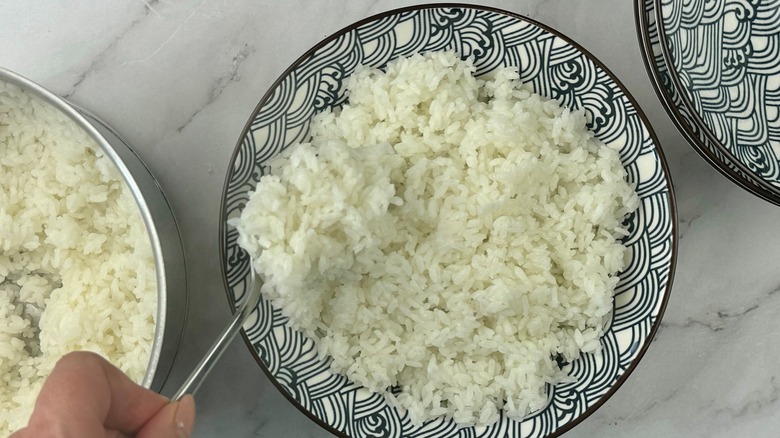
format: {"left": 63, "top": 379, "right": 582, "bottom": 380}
{"left": 654, "top": 0, "right": 780, "bottom": 204}
{"left": 220, "top": 4, "right": 677, "bottom": 437}
{"left": 635, "top": 0, "right": 780, "bottom": 205}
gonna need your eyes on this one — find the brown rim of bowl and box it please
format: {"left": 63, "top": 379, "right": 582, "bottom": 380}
{"left": 652, "top": 0, "right": 780, "bottom": 204}
{"left": 219, "top": 3, "right": 679, "bottom": 437}
{"left": 633, "top": 0, "right": 780, "bottom": 207}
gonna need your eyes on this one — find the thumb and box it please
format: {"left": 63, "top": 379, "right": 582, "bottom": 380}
{"left": 136, "top": 394, "right": 196, "bottom": 438}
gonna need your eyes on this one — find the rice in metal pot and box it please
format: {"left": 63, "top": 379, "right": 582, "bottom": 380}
{"left": 0, "top": 81, "right": 157, "bottom": 434}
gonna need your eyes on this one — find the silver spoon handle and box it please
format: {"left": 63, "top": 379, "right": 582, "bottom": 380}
{"left": 172, "top": 278, "right": 261, "bottom": 400}
{"left": 171, "top": 310, "right": 244, "bottom": 400}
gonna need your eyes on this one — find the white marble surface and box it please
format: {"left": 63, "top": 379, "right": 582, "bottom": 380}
{"left": 4, "top": 1, "right": 780, "bottom": 437}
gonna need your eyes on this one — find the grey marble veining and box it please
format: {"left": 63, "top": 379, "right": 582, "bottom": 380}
{"left": 4, "top": 1, "right": 780, "bottom": 437}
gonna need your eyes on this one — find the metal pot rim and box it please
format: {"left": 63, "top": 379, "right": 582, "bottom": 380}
{"left": 0, "top": 67, "right": 169, "bottom": 388}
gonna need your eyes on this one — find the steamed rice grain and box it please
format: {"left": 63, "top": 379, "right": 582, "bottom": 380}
{"left": 0, "top": 81, "right": 157, "bottom": 435}
{"left": 234, "top": 51, "right": 639, "bottom": 425}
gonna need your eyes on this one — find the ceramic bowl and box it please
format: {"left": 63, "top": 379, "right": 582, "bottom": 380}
{"left": 654, "top": 0, "right": 780, "bottom": 204}
{"left": 220, "top": 4, "right": 677, "bottom": 437}
{"left": 635, "top": 0, "right": 780, "bottom": 206}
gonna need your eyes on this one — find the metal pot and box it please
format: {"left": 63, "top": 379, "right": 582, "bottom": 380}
{"left": 0, "top": 67, "right": 187, "bottom": 392}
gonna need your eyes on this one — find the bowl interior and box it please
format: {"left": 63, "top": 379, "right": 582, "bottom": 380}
{"left": 221, "top": 5, "right": 677, "bottom": 437}
{"left": 656, "top": 0, "right": 780, "bottom": 197}
{"left": 636, "top": 0, "right": 780, "bottom": 206}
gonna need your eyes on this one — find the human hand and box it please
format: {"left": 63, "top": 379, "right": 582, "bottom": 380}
{"left": 10, "top": 351, "right": 196, "bottom": 438}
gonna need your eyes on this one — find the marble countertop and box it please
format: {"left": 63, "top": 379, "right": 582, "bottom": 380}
{"left": 4, "top": 1, "right": 780, "bottom": 437}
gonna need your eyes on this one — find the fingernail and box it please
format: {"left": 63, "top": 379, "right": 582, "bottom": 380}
{"left": 174, "top": 394, "right": 196, "bottom": 438}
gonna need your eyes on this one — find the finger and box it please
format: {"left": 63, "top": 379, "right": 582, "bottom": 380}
{"left": 136, "top": 394, "right": 196, "bottom": 438}
{"left": 27, "top": 351, "right": 169, "bottom": 435}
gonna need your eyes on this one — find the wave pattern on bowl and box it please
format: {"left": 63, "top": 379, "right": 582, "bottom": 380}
{"left": 658, "top": 0, "right": 780, "bottom": 190}
{"left": 637, "top": 0, "right": 779, "bottom": 204}
{"left": 222, "top": 6, "right": 675, "bottom": 438}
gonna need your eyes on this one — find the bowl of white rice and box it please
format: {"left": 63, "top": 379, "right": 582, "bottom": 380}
{"left": 221, "top": 4, "right": 677, "bottom": 438}
{"left": 0, "top": 68, "right": 187, "bottom": 435}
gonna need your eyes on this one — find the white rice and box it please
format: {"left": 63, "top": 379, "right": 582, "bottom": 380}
{"left": 0, "top": 81, "right": 157, "bottom": 435}
{"left": 234, "top": 51, "right": 639, "bottom": 425}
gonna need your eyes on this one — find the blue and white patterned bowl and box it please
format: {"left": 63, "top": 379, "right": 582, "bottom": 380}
{"left": 655, "top": 0, "right": 780, "bottom": 204}
{"left": 220, "top": 4, "right": 677, "bottom": 437}
{"left": 636, "top": 0, "right": 780, "bottom": 206}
